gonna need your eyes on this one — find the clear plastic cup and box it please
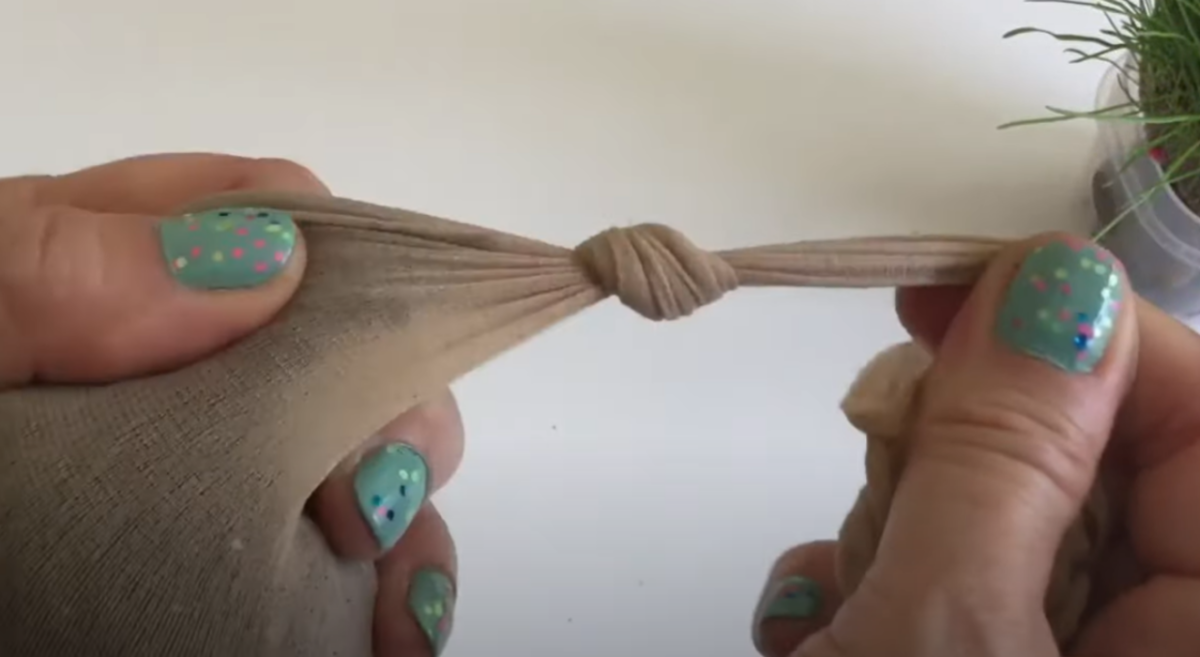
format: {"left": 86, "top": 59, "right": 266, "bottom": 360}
{"left": 1091, "top": 61, "right": 1200, "bottom": 318}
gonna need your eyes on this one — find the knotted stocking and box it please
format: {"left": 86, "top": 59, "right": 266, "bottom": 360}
{"left": 0, "top": 191, "right": 1114, "bottom": 655}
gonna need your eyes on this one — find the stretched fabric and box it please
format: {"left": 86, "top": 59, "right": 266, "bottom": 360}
{"left": 0, "top": 191, "right": 1106, "bottom": 655}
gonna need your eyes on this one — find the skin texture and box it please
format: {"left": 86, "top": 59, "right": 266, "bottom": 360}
{"left": 752, "top": 243, "right": 1200, "bottom": 656}
{"left": 0, "top": 154, "right": 464, "bottom": 657}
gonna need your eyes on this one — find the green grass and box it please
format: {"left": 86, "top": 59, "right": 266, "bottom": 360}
{"left": 1001, "top": 0, "right": 1200, "bottom": 237}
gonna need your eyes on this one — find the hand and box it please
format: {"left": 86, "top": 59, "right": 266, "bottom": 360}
{"left": 751, "top": 233, "right": 1200, "bottom": 656}
{"left": 0, "top": 154, "right": 464, "bottom": 656}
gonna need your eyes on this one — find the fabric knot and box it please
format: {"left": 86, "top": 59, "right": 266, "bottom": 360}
{"left": 574, "top": 224, "right": 738, "bottom": 321}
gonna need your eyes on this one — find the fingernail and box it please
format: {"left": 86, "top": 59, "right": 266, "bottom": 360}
{"left": 995, "top": 238, "right": 1124, "bottom": 373}
{"left": 353, "top": 444, "right": 429, "bottom": 550}
{"left": 409, "top": 568, "right": 456, "bottom": 656}
{"left": 160, "top": 207, "right": 298, "bottom": 289}
{"left": 755, "top": 576, "right": 822, "bottom": 625}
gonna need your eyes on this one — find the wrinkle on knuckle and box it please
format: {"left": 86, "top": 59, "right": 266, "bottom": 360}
{"left": 27, "top": 206, "right": 98, "bottom": 296}
{"left": 0, "top": 205, "right": 109, "bottom": 378}
{"left": 915, "top": 387, "right": 1099, "bottom": 504}
{"left": 0, "top": 205, "right": 69, "bottom": 301}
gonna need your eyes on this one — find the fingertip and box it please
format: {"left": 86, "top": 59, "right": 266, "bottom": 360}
{"left": 917, "top": 232, "right": 1134, "bottom": 396}
{"left": 95, "top": 207, "right": 309, "bottom": 380}
{"left": 753, "top": 541, "right": 842, "bottom": 657}
{"left": 310, "top": 440, "right": 429, "bottom": 560}
{"left": 0, "top": 152, "right": 339, "bottom": 386}
{"left": 0, "top": 202, "right": 311, "bottom": 384}
{"left": 309, "top": 393, "right": 464, "bottom": 561}
{"left": 374, "top": 507, "right": 458, "bottom": 657}
{"left": 950, "top": 231, "right": 1132, "bottom": 375}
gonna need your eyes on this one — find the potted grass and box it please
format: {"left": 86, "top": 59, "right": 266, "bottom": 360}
{"left": 1003, "top": 0, "right": 1200, "bottom": 318}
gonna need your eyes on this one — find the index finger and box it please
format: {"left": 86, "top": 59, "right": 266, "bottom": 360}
{"left": 32, "top": 153, "right": 330, "bottom": 216}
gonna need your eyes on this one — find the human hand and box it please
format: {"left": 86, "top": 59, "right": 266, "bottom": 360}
{"left": 0, "top": 153, "right": 464, "bottom": 656}
{"left": 751, "top": 233, "right": 1199, "bottom": 656}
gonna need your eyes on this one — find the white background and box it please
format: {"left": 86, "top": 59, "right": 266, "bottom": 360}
{"left": 0, "top": 1, "right": 1110, "bottom": 655}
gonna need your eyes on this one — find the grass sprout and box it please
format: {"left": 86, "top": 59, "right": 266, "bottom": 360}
{"left": 1001, "top": 0, "right": 1200, "bottom": 238}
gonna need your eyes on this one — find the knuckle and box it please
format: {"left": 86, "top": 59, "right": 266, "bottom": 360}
{"left": 2, "top": 205, "right": 95, "bottom": 297}
{"left": 0, "top": 204, "right": 101, "bottom": 383}
{"left": 916, "top": 387, "right": 1099, "bottom": 503}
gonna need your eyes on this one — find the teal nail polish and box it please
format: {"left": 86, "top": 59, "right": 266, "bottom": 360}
{"left": 756, "top": 576, "right": 822, "bottom": 623}
{"left": 159, "top": 207, "right": 297, "bottom": 289}
{"left": 353, "top": 444, "right": 429, "bottom": 550}
{"left": 995, "top": 238, "right": 1124, "bottom": 373}
{"left": 409, "top": 568, "right": 456, "bottom": 656}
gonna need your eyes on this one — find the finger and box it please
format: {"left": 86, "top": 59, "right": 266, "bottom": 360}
{"left": 374, "top": 506, "right": 458, "bottom": 657}
{"left": 1087, "top": 535, "right": 1146, "bottom": 616}
{"left": 1070, "top": 575, "right": 1200, "bottom": 657}
{"left": 1114, "top": 302, "right": 1200, "bottom": 464}
{"left": 1126, "top": 410, "right": 1200, "bottom": 577}
{"left": 895, "top": 285, "right": 972, "bottom": 351}
{"left": 751, "top": 541, "right": 841, "bottom": 657}
{"left": 867, "top": 235, "right": 1137, "bottom": 643}
{"left": 1112, "top": 303, "right": 1200, "bottom": 579}
{"left": 31, "top": 153, "right": 329, "bottom": 215}
{"left": 308, "top": 390, "right": 465, "bottom": 560}
{"left": 0, "top": 202, "right": 307, "bottom": 386}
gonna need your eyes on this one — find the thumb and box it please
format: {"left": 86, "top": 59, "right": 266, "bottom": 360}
{"left": 814, "top": 235, "right": 1137, "bottom": 654}
{"left": 0, "top": 164, "right": 318, "bottom": 386}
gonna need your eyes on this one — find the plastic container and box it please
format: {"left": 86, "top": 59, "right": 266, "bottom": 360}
{"left": 1091, "top": 61, "right": 1200, "bottom": 318}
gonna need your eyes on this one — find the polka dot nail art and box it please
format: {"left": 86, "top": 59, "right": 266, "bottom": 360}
{"left": 995, "top": 238, "right": 1124, "bottom": 373}
{"left": 353, "top": 444, "right": 429, "bottom": 550}
{"left": 409, "top": 568, "right": 456, "bottom": 656}
{"left": 160, "top": 207, "right": 297, "bottom": 289}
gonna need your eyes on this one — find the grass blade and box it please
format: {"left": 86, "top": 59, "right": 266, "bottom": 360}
{"left": 1002, "top": 26, "right": 1121, "bottom": 47}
